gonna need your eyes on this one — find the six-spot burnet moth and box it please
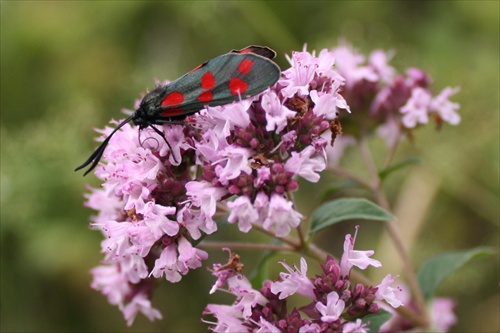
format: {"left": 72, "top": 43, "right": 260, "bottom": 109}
{"left": 75, "top": 45, "right": 281, "bottom": 176}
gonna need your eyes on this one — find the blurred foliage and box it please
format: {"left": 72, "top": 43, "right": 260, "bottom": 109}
{"left": 1, "top": 1, "right": 498, "bottom": 332}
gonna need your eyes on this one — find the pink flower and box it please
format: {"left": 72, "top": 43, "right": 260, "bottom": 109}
{"left": 281, "top": 50, "right": 318, "bottom": 98}
{"left": 227, "top": 196, "right": 259, "bottom": 233}
{"left": 256, "top": 318, "right": 281, "bottom": 333}
{"left": 430, "top": 298, "right": 457, "bottom": 332}
{"left": 177, "top": 236, "right": 208, "bottom": 271}
{"left": 141, "top": 202, "right": 178, "bottom": 237}
{"left": 122, "top": 292, "right": 162, "bottom": 327}
{"left": 229, "top": 277, "right": 268, "bottom": 318}
{"left": 299, "top": 323, "right": 322, "bottom": 332}
{"left": 262, "top": 91, "right": 296, "bottom": 133}
{"left": 285, "top": 146, "right": 326, "bottom": 183}
{"left": 400, "top": 87, "right": 432, "bottom": 128}
{"left": 368, "top": 49, "right": 396, "bottom": 84}
{"left": 270, "top": 258, "right": 316, "bottom": 300}
{"left": 215, "top": 145, "right": 253, "bottom": 185}
{"left": 342, "top": 319, "right": 367, "bottom": 333}
{"left": 375, "top": 274, "right": 404, "bottom": 308}
{"left": 262, "top": 194, "right": 303, "bottom": 237}
{"left": 430, "top": 87, "right": 461, "bottom": 125}
{"left": 203, "top": 304, "right": 248, "bottom": 332}
{"left": 90, "top": 265, "right": 130, "bottom": 306}
{"left": 315, "top": 291, "right": 345, "bottom": 323}
{"left": 340, "top": 232, "right": 382, "bottom": 276}
{"left": 150, "top": 243, "right": 182, "bottom": 282}
{"left": 331, "top": 44, "right": 378, "bottom": 87}
{"left": 185, "top": 180, "right": 227, "bottom": 220}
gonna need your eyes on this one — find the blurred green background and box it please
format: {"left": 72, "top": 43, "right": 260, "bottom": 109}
{"left": 1, "top": 1, "right": 498, "bottom": 332}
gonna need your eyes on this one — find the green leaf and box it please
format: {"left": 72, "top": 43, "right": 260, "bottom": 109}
{"left": 309, "top": 198, "right": 396, "bottom": 233}
{"left": 416, "top": 247, "right": 493, "bottom": 300}
{"left": 378, "top": 156, "right": 422, "bottom": 180}
{"left": 362, "top": 309, "right": 392, "bottom": 332}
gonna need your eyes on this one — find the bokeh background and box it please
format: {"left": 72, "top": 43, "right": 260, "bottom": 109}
{"left": 1, "top": 1, "right": 498, "bottom": 332}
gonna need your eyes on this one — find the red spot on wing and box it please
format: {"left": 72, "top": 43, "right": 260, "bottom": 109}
{"left": 161, "top": 107, "right": 184, "bottom": 117}
{"left": 198, "top": 91, "right": 213, "bottom": 103}
{"left": 238, "top": 59, "right": 254, "bottom": 75}
{"left": 201, "top": 71, "right": 216, "bottom": 89}
{"left": 229, "top": 78, "right": 248, "bottom": 95}
{"left": 161, "top": 91, "right": 184, "bottom": 106}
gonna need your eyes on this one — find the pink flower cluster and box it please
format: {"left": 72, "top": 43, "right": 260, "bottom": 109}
{"left": 86, "top": 47, "right": 349, "bottom": 324}
{"left": 329, "top": 43, "right": 460, "bottom": 149}
{"left": 379, "top": 284, "right": 457, "bottom": 332}
{"left": 204, "top": 231, "right": 403, "bottom": 332}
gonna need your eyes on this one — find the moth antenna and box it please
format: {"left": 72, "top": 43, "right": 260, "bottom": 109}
{"left": 75, "top": 115, "right": 135, "bottom": 176}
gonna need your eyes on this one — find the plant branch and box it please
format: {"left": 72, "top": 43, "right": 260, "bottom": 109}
{"left": 199, "top": 241, "right": 295, "bottom": 252}
{"left": 328, "top": 165, "right": 373, "bottom": 189}
{"left": 359, "top": 137, "right": 429, "bottom": 327}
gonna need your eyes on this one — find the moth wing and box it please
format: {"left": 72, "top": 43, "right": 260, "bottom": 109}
{"left": 156, "top": 52, "right": 280, "bottom": 119}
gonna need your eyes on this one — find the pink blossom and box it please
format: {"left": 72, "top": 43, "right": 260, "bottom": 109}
{"left": 281, "top": 50, "right": 318, "bottom": 97}
{"left": 157, "top": 124, "right": 187, "bottom": 164}
{"left": 90, "top": 265, "right": 130, "bottom": 306}
{"left": 215, "top": 145, "right": 253, "bottom": 185}
{"left": 400, "top": 87, "right": 432, "bottom": 127}
{"left": 340, "top": 233, "right": 382, "bottom": 276}
{"left": 375, "top": 274, "right": 404, "bottom": 308}
{"left": 430, "top": 298, "right": 457, "bottom": 332}
{"left": 262, "top": 194, "right": 303, "bottom": 237}
{"left": 99, "top": 220, "right": 133, "bottom": 259}
{"left": 141, "top": 201, "right": 178, "bottom": 237}
{"left": 185, "top": 181, "right": 228, "bottom": 218}
{"left": 368, "top": 49, "right": 396, "bottom": 84}
{"left": 299, "top": 323, "right": 322, "bottom": 333}
{"left": 270, "top": 258, "right": 316, "bottom": 300}
{"left": 177, "top": 236, "right": 208, "bottom": 272}
{"left": 119, "top": 254, "right": 149, "bottom": 284}
{"left": 122, "top": 292, "right": 162, "bottom": 326}
{"left": 229, "top": 276, "right": 268, "bottom": 318}
{"left": 430, "top": 87, "right": 461, "bottom": 125}
{"left": 262, "top": 91, "right": 296, "bottom": 133}
{"left": 227, "top": 196, "right": 259, "bottom": 233}
{"left": 310, "top": 89, "right": 349, "bottom": 118}
{"left": 150, "top": 243, "right": 182, "bottom": 282}
{"left": 342, "top": 319, "right": 367, "bottom": 333}
{"left": 203, "top": 304, "right": 248, "bottom": 332}
{"left": 331, "top": 44, "right": 378, "bottom": 87}
{"left": 285, "top": 146, "right": 326, "bottom": 183}
{"left": 256, "top": 318, "right": 281, "bottom": 333}
{"left": 315, "top": 291, "right": 345, "bottom": 323}
{"left": 177, "top": 205, "right": 214, "bottom": 240}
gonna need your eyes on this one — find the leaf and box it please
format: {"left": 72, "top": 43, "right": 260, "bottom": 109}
{"left": 378, "top": 156, "right": 422, "bottom": 180}
{"left": 362, "top": 309, "right": 392, "bottom": 332}
{"left": 309, "top": 198, "right": 396, "bottom": 233}
{"left": 416, "top": 247, "right": 493, "bottom": 300}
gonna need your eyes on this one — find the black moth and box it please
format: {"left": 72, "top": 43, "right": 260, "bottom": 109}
{"left": 75, "top": 46, "right": 280, "bottom": 176}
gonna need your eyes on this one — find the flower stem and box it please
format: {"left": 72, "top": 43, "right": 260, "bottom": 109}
{"left": 359, "top": 137, "right": 429, "bottom": 327}
{"left": 199, "top": 241, "right": 295, "bottom": 252}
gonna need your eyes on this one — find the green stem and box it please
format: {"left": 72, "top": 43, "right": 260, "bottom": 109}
{"left": 358, "top": 138, "right": 429, "bottom": 328}
{"left": 199, "top": 241, "right": 295, "bottom": 252}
